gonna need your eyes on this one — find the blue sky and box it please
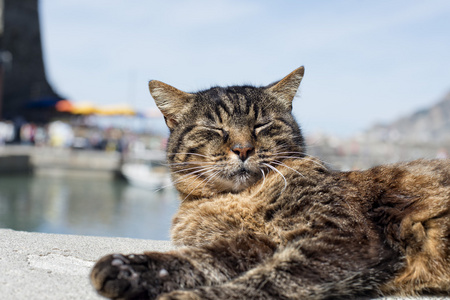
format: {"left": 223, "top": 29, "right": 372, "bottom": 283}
{"left": 40, "top": 0, "right": 450, "bottom": 136}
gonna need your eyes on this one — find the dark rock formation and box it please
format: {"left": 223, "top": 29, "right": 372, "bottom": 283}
{"left": 0, "top": 0, "right": 62, "bottom": 122}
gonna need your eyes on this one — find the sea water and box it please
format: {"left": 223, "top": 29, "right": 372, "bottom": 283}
{"left": 0, "top": 174, "right": 178, "bottom": 240}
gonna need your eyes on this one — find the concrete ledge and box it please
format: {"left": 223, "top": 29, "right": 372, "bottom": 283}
{"left": 0, "top": 229, "right": 448, "bottom": 299}
{"left": 0, "top": 229, "right": 174, "bottom": 299}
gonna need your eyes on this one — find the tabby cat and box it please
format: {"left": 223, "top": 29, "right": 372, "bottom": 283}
{"left": 91, "top": 67, "right": 450, "bottom": 299}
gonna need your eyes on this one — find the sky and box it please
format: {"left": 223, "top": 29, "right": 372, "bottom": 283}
{"left": 39, "top": 0, "right": 450, "bottom": 137}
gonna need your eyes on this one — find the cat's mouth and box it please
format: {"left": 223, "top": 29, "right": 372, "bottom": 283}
{"left": 219, "top": 166, "right": 261, "bottom": 193}
{"left": 234, "top": 167, "right": 250, "bottom": 176}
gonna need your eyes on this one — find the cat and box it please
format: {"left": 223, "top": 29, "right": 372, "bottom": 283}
{"left": 91, "top": 67, "right": 450, "bottom": 299}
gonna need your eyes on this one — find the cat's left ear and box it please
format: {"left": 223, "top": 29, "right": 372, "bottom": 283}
{"left": 149, "top": 80, "right": 195, "bottom": 130}
{"left": 265, "top": 66, "right": 304, "bottom": 110}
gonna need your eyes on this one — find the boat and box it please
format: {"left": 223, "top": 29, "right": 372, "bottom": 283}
{"left": 121, "top": 162, "right": 171, "bottom": 190}
{"left": 121, "top": 149, "right": 171, "bottom": 190}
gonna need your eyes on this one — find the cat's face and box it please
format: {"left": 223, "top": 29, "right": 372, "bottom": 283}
{"left": 149, "top": 67, "right": 305, "bottom": 198}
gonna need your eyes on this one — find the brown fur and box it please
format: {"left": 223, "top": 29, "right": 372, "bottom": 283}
{"left": 91, "top": 67, "right": 450, "bottom": 299}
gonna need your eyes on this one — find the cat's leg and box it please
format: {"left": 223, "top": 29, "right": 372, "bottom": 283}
{"left": 90, "top": 231, "right": 276, "bottom": 300}
{"left": 160, "top": 238, "right": 399, "bottom": 300}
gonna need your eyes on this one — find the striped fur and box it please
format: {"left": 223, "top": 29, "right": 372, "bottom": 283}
{"left": 91, "top": 67, "right": 450, "bottom": 299}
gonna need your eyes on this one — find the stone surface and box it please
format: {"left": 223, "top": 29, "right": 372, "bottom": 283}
{"left": 0, "top": 229, "right": 174, "bottom": 299}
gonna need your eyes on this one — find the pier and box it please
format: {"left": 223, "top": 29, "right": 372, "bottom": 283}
{"left": 0, "top": 145, "right": 165, "bottom": 177}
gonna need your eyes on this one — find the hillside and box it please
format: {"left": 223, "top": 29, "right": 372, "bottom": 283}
{"left": 307, "top": 90, "right": 450, "bottom": 170}
{"left": 363, "top": 91, "right": 450, "bottom": 144}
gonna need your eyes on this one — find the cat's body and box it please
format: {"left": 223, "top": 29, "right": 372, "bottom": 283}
{"left": 91, "top": 67, "right": 450, "bottom": 299}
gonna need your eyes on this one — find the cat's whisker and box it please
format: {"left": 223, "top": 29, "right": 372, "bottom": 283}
{"left": 274, "top": 150, "right": 334, "bottom": 168}
{"left": 167, "top": 152, "right": 210, "bottom": 158}
{"left": 273, "top": 151, "right": 306, "bottom": 155}
{"left": 272, "top": 150, "right": 309, "bottom": 158}
{"left": 263, "top": 163, "right": 287, "bottom": 192}
{"left": 204, "top": 170, "right": 222, "bottom": 187}
{"left": 171, "top": 167, "right": 217, "bottom": 186}
{"left": 156, "top": 166, "right": 217, "bottom": 192}
{"left": 171, "top": 165, "right": 216, "bottom": 175}
{"left": 177, "top": 174, "right": 216, "bottom": 200}
{"left": 273, "top": 155, "right": 327, "bottom": 169}
{"left": 270, "top": 151, "right": 329, "bottom": 169}
{"left": 272, "top": 160, "right": 305, "bottom": 178}
{"left": 163, "top": 161, "right": 214, "bottom": 167}
{"left": 183, "top": 169, "right": 221, "bottom": 201}
{"left": 262, "top": 147, "right": 326, "bottom": 165}
{"left": 255, "top": 169, "right": 267, "bottom": 194}
{"left": 276, "top": 151, "right": 321, "bottom": 159}
{"left": 154, "top": 166, "right": 217, "bottom": 192}
{"left": 301, "top": 157, "right": 329, "bottom": 169}
{"left": 272, "top": 156, "right": 303, "bottom": 160}
{"left": 165, "top": 162, "right": 216, "bottom": 171}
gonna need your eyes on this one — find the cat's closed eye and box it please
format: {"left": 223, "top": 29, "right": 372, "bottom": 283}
{"left": 203, "top": 126, "right": 229, "bottom": 141}
{"left": 254, "top": 121, "right": 272, "bottom": 135}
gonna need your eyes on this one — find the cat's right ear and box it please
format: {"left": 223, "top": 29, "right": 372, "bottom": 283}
{"left": 148, "top": 80, "right": 195, "bottom": 130}
{"left": 265, "top": 66, "right": 304, "bottom": 111}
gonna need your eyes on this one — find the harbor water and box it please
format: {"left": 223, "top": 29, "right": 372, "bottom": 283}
{"left": 0, "top": 173, "right": 179, "bottom": 240}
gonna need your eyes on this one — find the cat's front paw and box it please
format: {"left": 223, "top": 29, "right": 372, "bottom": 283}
{"left": 91, "top": 253, "right": 151, "bottom": 299}
{"left": 91, "top": 252, "right": 200, "bottom": 300}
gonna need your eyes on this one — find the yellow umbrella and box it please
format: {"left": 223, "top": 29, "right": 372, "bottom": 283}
{"left": 95, "top": 104, "right": 136, "bottom": 116}
{"left": 70, "top": 102, "right": 97, "bottom": 115}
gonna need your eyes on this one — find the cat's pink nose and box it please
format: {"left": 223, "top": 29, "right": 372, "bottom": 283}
{"left": 231, "top": 144, "right": 254, "bottom": 161}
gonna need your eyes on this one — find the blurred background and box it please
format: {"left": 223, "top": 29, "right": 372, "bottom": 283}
{"left": 0, "top": 0, "right": 449, "bottom": 240}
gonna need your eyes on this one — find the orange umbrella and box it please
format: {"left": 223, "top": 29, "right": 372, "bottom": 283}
{"left": 55, "top": 100, "right": 74, "bottom": 112}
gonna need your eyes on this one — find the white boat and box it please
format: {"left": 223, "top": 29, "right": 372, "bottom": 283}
{"left": 121, "top": 162, "right": 172, "bottom": 190}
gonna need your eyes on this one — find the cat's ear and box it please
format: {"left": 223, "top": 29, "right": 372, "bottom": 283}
{"left": 149, "top": 80, "right": 195, "bottom": 130}
{"left": 265, "top": 66, "right": 304, "bottom": 110}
